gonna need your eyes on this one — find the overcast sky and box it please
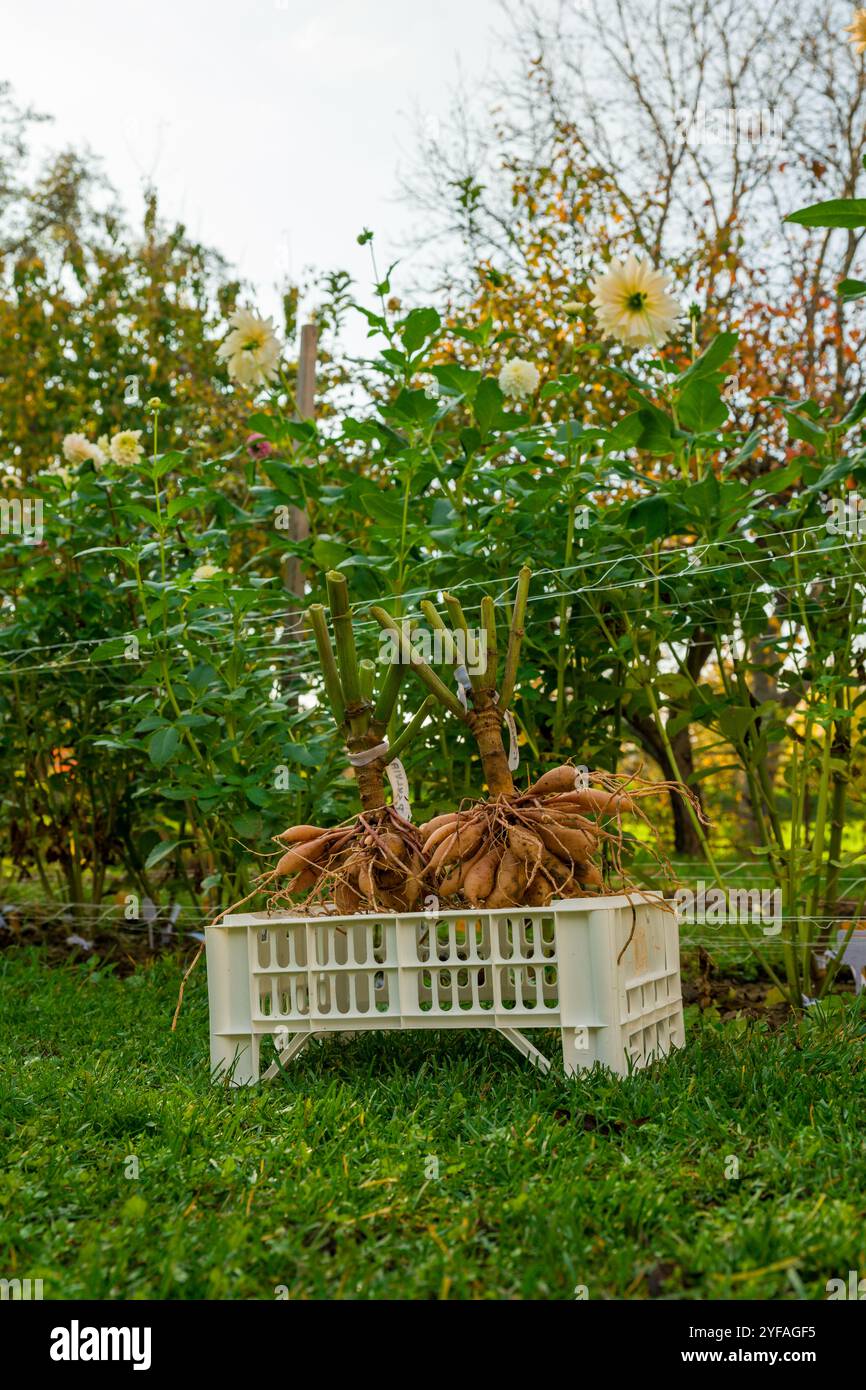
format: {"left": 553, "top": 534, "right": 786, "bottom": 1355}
{"left": 6, "top": 0, "right": 507, "bottom": 330}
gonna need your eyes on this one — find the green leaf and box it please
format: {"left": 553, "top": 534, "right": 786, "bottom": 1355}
{"left": 91, "top": 637, "right": 128, "bottom": 661}
{"left": 312, "top": 538, "right": 350, "bottom": 570}
{"left": 604, "top": 412, "right": 644, "bottom": 453}
{"left": 474, "top": 378, "right": 505, "bottom": 435}
{"left": 684, "top": 470, "right": 721, "bottom": 523}
{"left": 401, "top": 307, "right": 441, "bottom": 353}
{"left": 722, "top": 428, "right": 762, "bottom": 474}
{"left": 166, "top": 496, "right": 196, "bottom": 521}
{"left": 717, "top": 706, "right": 759, "bottom": 743}
{"left": 627, "top": 495, "right": 669, "bottom": 541}
{"left": 148, "top": 726, "right": 179, "bottom": 768}
{"left": 361, "top": 487, "right": 406, "bottom": 526}
{"left": 144, "top": 839, "right": 180, "bottom": 869}
{"left": 281, "top": 743, "right": 322, "bottom": 767}
{"left": 839, "top": 278, "right": 866, "bottom": 302}
{"left": 807, "top": 457, "right": 856, "bottom": 493}
{"left": 783, "top": 410, "right": 826, "bottom": 447}
{"left": 747, "top": 459, "right": 802, "bottom": 496}
{"left": 786, "top": 198, "right": 866, "bottom": 229}
{"left": 842, "top": 388, "right": 866, "bottom": 426}
{"left": 387, "top": 388, "right": 438, "bottom": 424}
{"left": 677, "top": 331, "right": 738, "bottom": 385}
{"left": 634, "top": 405, "right": 678, "bottom": 454}
{"left": 677, "top": 378, "right": 728, "bottom": 434}
{"left": 431, "top": 363, "right": 480, "bottom": 396}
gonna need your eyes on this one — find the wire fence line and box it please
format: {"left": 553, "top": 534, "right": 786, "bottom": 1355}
{"left": 1, "top": 556, "right": 863, "bottom": 679}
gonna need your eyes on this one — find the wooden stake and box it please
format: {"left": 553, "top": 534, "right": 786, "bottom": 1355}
{"left": 284, "top": 322, "right": 318, "bottom": 629}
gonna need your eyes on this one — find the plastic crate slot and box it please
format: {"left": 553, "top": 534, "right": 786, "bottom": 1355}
{"left": 473, "top": 918, "right": 491, "bottom": 961}
{"left": 540, "top": 916, "right": 556, "bottom": 957}
{"left": 519, "top": 917, "right": 537, "bottom": 959}
{"left": 316, "top": 973, "right": 331, "bottom": 1012}
{"left": 313, "top": 925, "right": 329, "bottom": 968}
{"left": 371, "top": 922, "right": 387, "bottom": 963}
{"left": 499, "top": 919, "right": 514, "bottom": 960}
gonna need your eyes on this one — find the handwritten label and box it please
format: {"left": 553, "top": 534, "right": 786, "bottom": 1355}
{"left": 386, "top": 757, "right": 412, "bottom": 820}
{"left": 505, "top": 709, "right": 520, "bottom": 771}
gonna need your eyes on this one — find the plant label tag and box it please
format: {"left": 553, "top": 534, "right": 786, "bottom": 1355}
{"left": 386, "top": 757, "right": 412, "bottom": 821}
{"left": 837, "top": 928, "right": 866, "bottom": 993}
{"left": 505, "top": 710, "right": 520, "bottom": 771}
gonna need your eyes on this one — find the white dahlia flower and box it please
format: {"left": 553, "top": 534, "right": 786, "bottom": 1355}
{"left": 589, "top": 252, "right": 680, "bottom": 347}
{"left": 498, "top": 358, "right": 541, "bottom": 400}
{"left": 63, "top": 433, "right": 104, "bottom": 467}
{"left": 217, "top": 308, "right": 281, "bottom": 389}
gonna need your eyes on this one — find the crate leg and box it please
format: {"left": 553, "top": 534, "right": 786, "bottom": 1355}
{"left": 497, "top": 1027, "right": 551, "bottom": 1074}
{"left": 211, "top": 1034, "right": 259, "bottom": 1086}
{"left": 560, "top": 1026, "right": 596, "bottom": 1077}
{"left": 260, "top": 1031, "right": 316, "bottom": 1082}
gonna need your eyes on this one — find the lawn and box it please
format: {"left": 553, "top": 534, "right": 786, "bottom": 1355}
{"left": 1, "top": 946, "right": 865, "bottom": 1301}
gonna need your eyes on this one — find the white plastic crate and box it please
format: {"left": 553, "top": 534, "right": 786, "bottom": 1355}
{"left": 207, "top": 889, "right": 686, "bottom": 1084}
{"left": 206, "top": 893, "right": 684, "bottom": 1085}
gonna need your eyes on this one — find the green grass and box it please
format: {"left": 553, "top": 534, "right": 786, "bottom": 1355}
{"left": 1, "top": 947, "right": 865, "bottom": 1301}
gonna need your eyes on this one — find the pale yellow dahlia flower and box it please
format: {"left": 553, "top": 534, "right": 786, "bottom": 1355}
{"left": 589, "top": 252, "right": 680, "bottom": 347}
{"left": 109, "top": 430, "right": 145, "bottom": 467}
{"left": 846, "top": 8, "right": 866, "bottom": 53}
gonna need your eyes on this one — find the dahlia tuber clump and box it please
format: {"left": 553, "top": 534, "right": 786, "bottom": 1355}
{"left": 264, "top": 572, "right": 433, "bottom": 913}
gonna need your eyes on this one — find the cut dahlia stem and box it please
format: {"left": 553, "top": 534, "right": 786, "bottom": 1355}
{"left": 326, "top": 571, "right": 362, "bottom": 716}
{"left": 478, "top": 595, "right": 498, "bottom": 691}
{"left": 443, "top": 592, "right": 483, "bottom": 694}
{"left": 307, "top": 580, "right": 429, "bottom": 818}
{"left": 499, "top": 565, "right": 531, "bottom": 711}
{"left": 420, "top": 600, "right": 460, "bottom": 666}
{"left": 359, "top": 658, "right": 375, "bottom": 703}
{"left": 372, "top": 624, "right": 408, "bottom": 729}
{"left": 308, "top": 604, "right": 345, "bottom": 725}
